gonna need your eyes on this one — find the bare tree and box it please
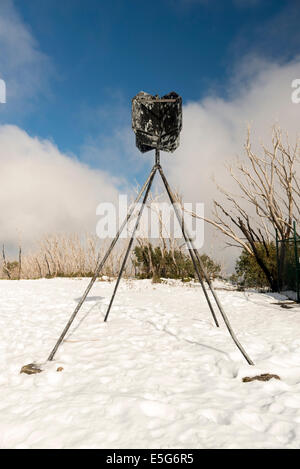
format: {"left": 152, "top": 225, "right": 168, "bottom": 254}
{"left": 2, "top": 244, "right": 11, "bottom": 279}
{"left": 18, "top": 246, "right": 22, "bottom": 280}
{"left": 180, "top": 126, "right": 300, "bottom": 291}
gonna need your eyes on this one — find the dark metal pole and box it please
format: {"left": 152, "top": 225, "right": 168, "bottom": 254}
{"left": 275, "top": 229, "right": 280, "bottom": 293}
{"left": 192, "top": 246, "right": 254, "bottom": 365}
{"left": 104, "top": 167, "right": 157, "bottom": 322}
{"left": 156, "top": 165, "right": 219, "bottom": 327}
{"left": 157, "top": 165, "right": 254, "bottom": 365}
{"left": 155, "top": 147, "right": 160, "bottom": 166}
{"left": 293, "top": 221, "right": 300, "bottom": 303}
{"left": 47, "top": 165, "right": 157, "bottom": 362}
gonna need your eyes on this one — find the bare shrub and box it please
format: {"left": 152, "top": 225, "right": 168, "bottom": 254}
{"left": 0, "top": 233, "right": 133, "bottom": 279}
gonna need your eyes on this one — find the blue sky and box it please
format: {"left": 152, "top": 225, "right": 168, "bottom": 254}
{"left": 0, "top": 0, "right": 300, "bottom": 258}
{"left": 2, "top": 0, "right": 299, "bottom": 182}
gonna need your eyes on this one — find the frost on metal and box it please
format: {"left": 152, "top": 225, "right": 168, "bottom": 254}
{"left": 132, "top": 91, "right": 182, "bottom": 154}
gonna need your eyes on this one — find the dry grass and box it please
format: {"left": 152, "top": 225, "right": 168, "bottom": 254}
{"left": 0, "top": 233, "right": 134, "bottom": 279}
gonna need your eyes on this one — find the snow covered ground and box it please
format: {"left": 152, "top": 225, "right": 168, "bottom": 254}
{"left": 1, "top": 277, "right": 300, "bottom": 449}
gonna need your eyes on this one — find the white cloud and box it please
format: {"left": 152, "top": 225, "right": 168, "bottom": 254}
{"left": 164, "top": 56, "right": 300, "bottom": 270}
{"left": 0, "top": 0, "right": 299, "bottom": 275}
{"left": 0, "top": 125, "right": 120, "bottom": 250}
{"left": 0, "top": 0, "right": 51, "bottom": 114}
{"left": 78, "top": 95, "right": 148, "bottom": 178}
{"left": 0, "top": 2, "right": 122, "bottom": 255}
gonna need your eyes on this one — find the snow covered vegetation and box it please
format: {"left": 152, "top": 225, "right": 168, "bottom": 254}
{"left": 1, "top": 277, "right": 300, "bottom": 449}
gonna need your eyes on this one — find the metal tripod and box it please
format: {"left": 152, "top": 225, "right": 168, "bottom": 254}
{"left": 47, "top": 149, "right": 254, "bottom": 366}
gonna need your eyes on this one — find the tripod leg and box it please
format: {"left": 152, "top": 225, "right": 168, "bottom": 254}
{"left": 155, "top": 169, "right": 219, "bottom": 327}
{"left": 158, "top": 166, "right": 254, "bottom": 365}
{"left": 191, "top": 246, "right": 254, "bottom": 365}
{"left": 104, "top": 168, "right": 157, "bottom": 322}
{"left": 47, "top": 165, "right": 157, "bottom": 362}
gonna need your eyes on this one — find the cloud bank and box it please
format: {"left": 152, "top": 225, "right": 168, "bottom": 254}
{"left": 164, "top": 56, "right": 300, "bottom": 269}
{"left": 0, "top": 1, "right": 122, "bottom": 254}
{"left": 0, "top": 0, "right": 51, "bottom": 117}
{"left": 0, "top": 125, "right": 120, "bottom": 250}
{"left": 0, "top": 1, "right": 299, "bottom": 273}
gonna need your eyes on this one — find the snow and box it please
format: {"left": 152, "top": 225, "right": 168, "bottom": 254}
{"left": 1, "top": 277, "right": 300, "bottom": 448}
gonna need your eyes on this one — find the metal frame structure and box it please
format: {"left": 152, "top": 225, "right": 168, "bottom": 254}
{"left": 21, "top": 94, "right": 254, "bottom": 374}
{"left": 45, "top": 147, "right": 254, "bottom": 367}
{"left": 276, "top": 221, "right": 300, "bottom": 303}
